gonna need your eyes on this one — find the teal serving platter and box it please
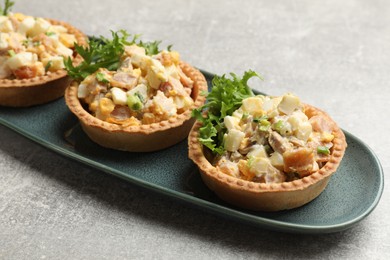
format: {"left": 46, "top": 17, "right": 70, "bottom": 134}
{"left": 0, "top": 70, "right": 384, "bottom": 234}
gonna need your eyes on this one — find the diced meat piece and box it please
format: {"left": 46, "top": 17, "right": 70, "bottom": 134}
{"left": 216, "top": 156, "right": 240, "bottom": 178}
{"left": 13, "top": 63, "right": 45, "bottom": 79}
{"left": 124, "top": 44, "right": 146, "bottom": 57}
{"left": 268, "top": 131, "right": 292, "bottom": 154}
{"left": 159, "top": 51, "right": 175, "bottom": 67}
{"left": 111, "top": 72, "right": 138, "bottom": 90}
{"left": 159, "top": 76, "right": 188, "bottom": 97}
{"left": 283, "top": 147, "right": 315, "bottom": 177}
{"left": 177, "top": 66, "right": 193, "bottom": 88}
{"left": 118, "top": 57, "right": 133, "bottom": 72}
{"left": 309, "top": 115, "right": 333, "bottom": 133}
{"left": 151, "top": 90, "right": 177, "bottom": 117}
{"left": 110, "top": 105, "right": 132, "bottom": 121}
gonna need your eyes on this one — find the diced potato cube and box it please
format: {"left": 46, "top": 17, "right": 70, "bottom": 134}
{"left": 42, "top": 56, "right": 64, "bottom": 71}
{"left": 145, "top": 70, "right": 162, "bottom": 89}
{"left": 249, "top": 157, "right": 270, "bottom": 176}
{"left": 241, "top": 96, "right": 264, "bottom": 116}
{"left": 130, "top": 53, "right": 148, "bottom": 68}
{"left": 224, "top": 116, "right": 240, "bottom": 131}
{"left": 247, "top": 144, "right": 268, "bottom": 158}
{"left": 0, "top": 17, "right": 13, "bottom": 32}
{"left": 263, "top": 96, "right": 282, "bottom": 118}
{"left": 269, "top": 152, "right": 284, "bottom": 170}
{"left": 278, "top": 93, "right": 301, "bottom": 115}
{"left": 17, "top": 16, "right": 35, "bottom": 35}
{"left": 59, "top": 33, "right": 77, "bottom": 48}
{"left": 224, "top": 129, "right": 245, "bottom": 152}
{"left": 295, "top": 121, "right": 312, "bottom": 141}
{"left": 56, "top": 42, "right": 73, "bottom": 57}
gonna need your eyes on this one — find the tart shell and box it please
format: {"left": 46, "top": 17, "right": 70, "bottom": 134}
{"left": 188, "top": 104, "right": 347, "bottom": 211}
{"left": 65, "top": 62, "right": 208, "bottom": 152}
{"left": 0, "top": 19, "right": 87, "bottom": 107}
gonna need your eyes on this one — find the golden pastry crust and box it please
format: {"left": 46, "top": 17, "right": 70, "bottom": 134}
{"left": 0, "top": 19, "right": 87, "bottom": 107}
{"left": 188, "top": 104, "right": 347, "bottom": 211}
{"left": 65, "top": 62, "right": 207, "bottom": 152}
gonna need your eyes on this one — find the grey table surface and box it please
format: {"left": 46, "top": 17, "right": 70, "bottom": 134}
{"left": 1, "top": 0, "right": 389, "bottom": 259}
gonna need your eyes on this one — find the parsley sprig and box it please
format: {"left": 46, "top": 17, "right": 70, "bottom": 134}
{"left": 192, "top": 70, "right": 262, "bottom": 154}
{"left": 64, "top": 30, "right": 171, "bottom": 81}
{"left": 0, "top": 0, "right": 14, "bottom": 15}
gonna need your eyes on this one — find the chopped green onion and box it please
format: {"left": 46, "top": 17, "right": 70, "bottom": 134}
{"left": 241, "top": 112, "right": 249, "bottom": 121}
{"left": 253, "top": 115, "right": 268, "bottom": 123}
{"left": 134, "top": 92, "right": 145, "bottom": 103}
{"left": 247, "top": 156, "right": 255, "bottom": 168}
{"left": 259, "top": 120, "right": 271, "bottom": 131}
{"left": 8, "top": 50, "right": 15, "bottom": 57}
{"left": 317, "top": 146, "right": 330, "bottom": 155}
{"left": 45, "top": 32, "right": 56, "bottom": 37}
{"left": 96, "top": 72, "right": 109, "bottom": 83}
{"left": 273, "top": 120, "right": 284, "bottom": 133}
{"left": 127, "top": 94, "right": 143, "bottom": 111}
{"left": 45, "top": 60, "right": 52, "bottom": 71}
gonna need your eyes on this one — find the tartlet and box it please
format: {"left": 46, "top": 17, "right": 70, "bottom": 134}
{"left": 188, "top": 71, "right": 347, "bottom": 211}
{"left": 65, "top": 32, "right": 207, "bottom": 152}
{"left": 0, "top": 13, "right": 87, "bottom": 107}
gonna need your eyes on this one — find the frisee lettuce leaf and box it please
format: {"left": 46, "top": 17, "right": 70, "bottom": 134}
{"left": 0, "top": 0, "right": 14, "bottom": 15}
{"left": 192, "top": 70, "right": 262, "bottom": 154}
{"left": 64, "top": 30, "right": 172, "bottom": 81}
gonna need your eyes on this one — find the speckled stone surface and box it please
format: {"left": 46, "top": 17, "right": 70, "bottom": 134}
{"left": 1, "top": 0, "right": 389, "bottom": 259}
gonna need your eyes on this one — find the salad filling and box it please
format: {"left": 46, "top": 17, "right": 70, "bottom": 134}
{"left": 193, "top": 71, "right": 335, "bottom": 184}
{"left": 67, "top": 31, "right": 195, "bottom": 126}
{"left": 0, "top": 11, "right": 78, "bottom": 79}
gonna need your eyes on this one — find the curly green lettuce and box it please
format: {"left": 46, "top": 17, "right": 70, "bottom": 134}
{"left": 64, "top": 30, "right": 171, "bottom": 81}
{"left": 192, "top": 70, "right": 262, "bottom": 154}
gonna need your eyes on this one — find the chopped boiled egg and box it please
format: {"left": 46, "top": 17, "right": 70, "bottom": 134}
{"left": 6, "top": 52, "right": 37, "bottom": 70}
{"left": 224, "top": 116, "right": 240, "bottom": 131}
{"left": 278, "top": 93, "right": 301, "bottom": 115}
{"left": 224, "top": 129, "right": 245, "bottom": 152}
{"left": 241, "top": 96, "right": 264, "bottom": 116}
{"left": 17, "top": 16, "right": 35, "bottom": 35}
{"left": 28, "top": 18, "right": 51, "bottom": 37}
{"left": 111, "top": 87, "right": 128, "bottom": 105}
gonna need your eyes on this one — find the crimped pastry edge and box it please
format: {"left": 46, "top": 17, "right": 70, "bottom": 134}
{"left": 65, "top": 62, "right": 207, "bottom": 152}
{"left": 0, "top": 19, "right": 87, "bottom": 107}
{"left": 188, "top": 103, "right": 347, "bottom": 211}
